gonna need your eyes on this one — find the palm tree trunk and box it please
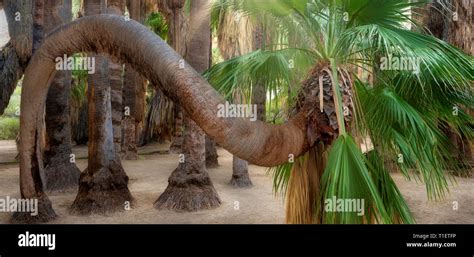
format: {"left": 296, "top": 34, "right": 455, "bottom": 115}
{"left": 447, "top": 0, "right": 473, "bottom": 168}
{"left": 121, "top": 0, "right": 147, "bottom": 159}
{"left": 205, "top": 135, "right": 219, "bottom": 168}
{"left": 155, "top": 0, "right": 221, "bottom": 211}
{"left": 42, "top": 0, "right": 81, "bottom": 192}
{"left": 157, "top": 0, "right": 187, "bottom": 153}
{"left": 107, "top": 0, "right": 125, "bottom": 156}
{"left": 70, "top": 0, "right": 132, "bottom": 215}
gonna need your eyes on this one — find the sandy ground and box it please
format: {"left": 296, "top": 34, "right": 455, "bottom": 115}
{"left": 0, "top": 145, "right": 286, "bottom": 224}
{"left": 0, "top": 141, "right": 472, "bottom": 224}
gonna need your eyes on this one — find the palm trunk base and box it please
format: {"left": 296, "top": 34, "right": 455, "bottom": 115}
{"left": 10, "top": 195, "right": 57, "bottom": 224}
{"left": 229, "top": 174, "right": 253, "bottom": 188}
{"left": 70, "top": 161, "right": 133, "bottom": 215}
{"left": 155, "top": 167, "right": 221, "bottom": 211}
{"left": 44, "top": 161, "right": 81, "bottom": 192}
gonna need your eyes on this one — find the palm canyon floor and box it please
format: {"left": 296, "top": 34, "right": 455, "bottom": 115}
{"left": 0, "top": 142, "right": 472, "bottom": 224}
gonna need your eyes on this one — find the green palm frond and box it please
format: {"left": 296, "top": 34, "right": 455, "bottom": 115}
{"left": 320, "top": 134, "right": 391, "bottom": 224}
{"left": 365, "top": 150, "right": 415, "bottom": 224}
{"left": 267, "top": 161, "right": 294, "bottom": 197}
{"left": 204, "top": 48, "right": 315, "bottom": 104}
{"left": 356, "top": 82, "right": 456, "bottom": 199}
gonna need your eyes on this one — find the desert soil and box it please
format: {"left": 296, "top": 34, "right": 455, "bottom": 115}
{"left": 0, "top": 141, "right": 472, "bottom": 224}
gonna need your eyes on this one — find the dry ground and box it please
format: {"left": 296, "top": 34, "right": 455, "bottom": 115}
{"left": 0, "top": 141, "right": 472, "bottom": 224}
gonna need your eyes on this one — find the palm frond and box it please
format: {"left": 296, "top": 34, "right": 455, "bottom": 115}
{"left": 320, "top": 134, "right": 391, "bottom": 224}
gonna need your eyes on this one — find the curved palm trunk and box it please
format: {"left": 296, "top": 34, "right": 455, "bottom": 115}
{"left": 16, "top": 14, "right": 325, "bottom": 222}
{"left": 69, "top": 0, "right": 132, "bottom": 216}
{"left": 155, "top": 0, "right": 221, "bottom": 211}
{"left": 42, "top": 0, "right": 81, "bottom": 192}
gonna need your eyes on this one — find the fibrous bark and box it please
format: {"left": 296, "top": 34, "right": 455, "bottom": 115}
{"left": 42, "top": 0, "right": 81, "bottom": 192}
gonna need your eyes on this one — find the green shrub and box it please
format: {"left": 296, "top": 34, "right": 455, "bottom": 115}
{"left": 3, "top": 86, "right": 21, "bottom": 117}
{"left": 0, "top": 117, "right": 19, "bottom": 140}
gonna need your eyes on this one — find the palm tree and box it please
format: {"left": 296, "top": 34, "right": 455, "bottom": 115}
{"left": 14, "top": 1, "right": 472, "bottom": 223}
{"left": 206, "top": 0, "right": 473, "bottom": 223}
{"left": 154, "top": 0, "right": 222, "bottom": 211}
{"left": 69, "top": 0, "right": 132, "bottom": 215}
{"left": 42, "top": 0, "right": 81, "bottom": 191}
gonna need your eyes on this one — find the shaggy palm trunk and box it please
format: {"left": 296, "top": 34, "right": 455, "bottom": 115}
{"left": 70, "top": 0, "right": 132, "bottom": 215}
{"left": 141, "top": 87, "right": 175, "bottom": 144}
{"left": 285, "top": 64, "right": 353, "bottom": 224}
{"left": 121, "top": 0, "right": 147, "bottom": 159}
{"left": 107, "top": 0, "right": 125, "bottom": 155}
{"left": 42, "top": 0, "right": 81, "bottom": 191}
{"left": 155, "top": 0, "right": 221, "bottom": 211}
